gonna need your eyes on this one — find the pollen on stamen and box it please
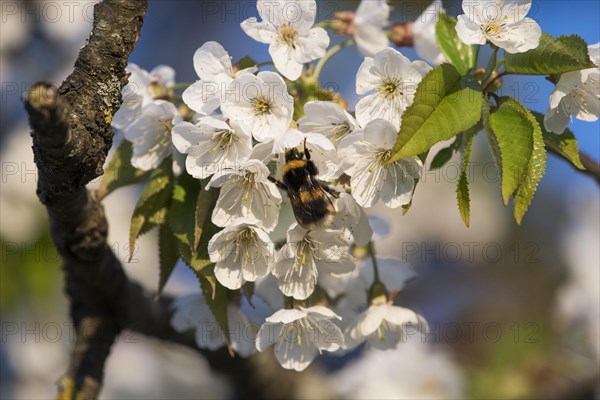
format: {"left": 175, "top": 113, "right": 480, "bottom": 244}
{"left": 252, "top": 97, "right": 272, "bottom": 116}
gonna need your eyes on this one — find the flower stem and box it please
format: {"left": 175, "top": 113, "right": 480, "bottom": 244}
{"left": 313, "top": 38, "right": 355, "bottom": 80}
{"left": 313, "top": 21, "right": 331, "bottom": 29}
{"left": 256, "top": 61, "right": 274, "bottom": 68}
{"left": 168, "top": 82, "right": 193, "bottom": 90}
{"left": 482, "top": 70, "right": 509, "bottom": 93}
{"left": 367, "top": 241, "right": 381, "bottom": 284}
{"left": 473, "top": 45, "right": 481, "bottom": 69}
{"left": 367, "top": 241, "right": 389, "bottom": 304}
{"left": 482, "top": 46, "right": 499, "bottom": 82}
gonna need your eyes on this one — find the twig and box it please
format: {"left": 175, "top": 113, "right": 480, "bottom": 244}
{"left": 24, "top": 1, "right": 147, "bottom": 397}
{"left": 483, "top": 70, "right": 508, "bottom": 93}
{"left": 313, "top": 38, "right": 354, "bottom": 80}
{"left": 546, "top": 146, "right": 600, "bottom": 185}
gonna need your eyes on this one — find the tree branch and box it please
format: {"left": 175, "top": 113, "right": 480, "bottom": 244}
{"left": 546, "top": 146, "right": 600, "bottom": 185}
{"left": 24, "top": 0, "right": 147, "bottom": 397}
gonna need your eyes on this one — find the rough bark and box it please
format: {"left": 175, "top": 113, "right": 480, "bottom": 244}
{"left": 24, "top": 0, "right": 148, "bottom": 395}
{"left": 25, "top": 0, "right": 228, "bottom": 398}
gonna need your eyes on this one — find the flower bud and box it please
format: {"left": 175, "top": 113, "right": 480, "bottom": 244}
{"left": 389, "top": 22, "right": 414, "bottom": 47}
{"left": 369, "top": 281, "right": 389, "bottom": 306}
{"left": 331, "top": 11, "right": 355, "bottom": 35}
{"left": 147, "top": 82, "right": 171, "bottom": 101}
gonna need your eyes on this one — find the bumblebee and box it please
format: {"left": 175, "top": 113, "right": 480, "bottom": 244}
{"left": 270, "top": 140, "right": 338, "bottom": 229}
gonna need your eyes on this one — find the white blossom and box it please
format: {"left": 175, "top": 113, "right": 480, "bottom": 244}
{"left": 297, "top": 101, "right": 360, "bottom": 145}
{"left": 455, "top": 0, "right": 542, "bottom": 54}
{"left": 319, "top": 255, "right": 415, "bottom": 319}
{"left": 353, "top": 0, "right": 391, "bottom": 57}
{"left": 333, "top": 339, "right": 465, "bottom": 399}
{"left": 344, "top": 303, "right": 424, "bottom": 350}
{"left": 209, "top": 218, "right": 274, "bottom": 290}
{"left": 256, "top": 306, "right": 343, "bottom": 371}
{"left": 206, "top": 160, "right": 282, "bottom": 232}
{"left": 271, "top": 223, "right": 356, "bottom": 300}
{"left": 123, "top": 100, "right": 183, "bottom": 173}
{"left": 338, "top": 119, "right": 422, "bottom": 208}
{"left": 544, "top": 42, "right": 600, "bottom": 134}
{"left": 355, "top": 48, "right": 431, "bottom": 129}
{"left": 182, "top": 41, "right": 257, "bottom": 116}
{"left": 413, "top": 0, "right": 446, "bottom": 65}
{"left": 331, "top": 192, "right": 373, "bottom": 247}
{"left": 171, "top": 116, "right": 252, "bottom": 179}
{"left": 221, "top": 71, "right": 293, "bottom": 142}
{"left": 112, "top": 63, "right": 175, "bottom": 130}
{"left": 241, "top": 0, "right": 330, "bottom": 80}
{"left": 170, "top": 295, "right": 256, "bottom": 357}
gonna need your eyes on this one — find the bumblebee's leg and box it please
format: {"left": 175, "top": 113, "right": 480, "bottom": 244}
{"left": 303, "top": 138, "right": 311, "bottom": 160}
{"left": 320, "top": 182, "right": 340, "bottom": 199}
{"left": 268, "top": 176, "right": 287, "bottom": 191}
{"left": 306, "top": 160, "right": 319, "bottom": 176}
{"left": 302, "top": 139, "right": 321, "bottom": 176}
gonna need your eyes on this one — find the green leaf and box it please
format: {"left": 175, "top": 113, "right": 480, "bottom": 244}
{"left": 430, "top": 146, "right": 454, "bottom": 170}
{"left": 401, "top": 181, "right": 418, "bottom": 215}
{"left": 389, "top": 64, "right": 483, "bottom": 162}
{"left": 483, "top": 98, "right": 502, "bottom": 173}
{"left": 177, "top": 242, "right": 213, "bottom": 273}
{"left": 429, "top": 133, "right": 472, "bottom": 170}
{"left": 488, "top": 98, "right": 535, "bottom": 205}
{"left": 435, "top": 13, "right": 476, "bottom": 74}
{"left": 198, "top": 272, "right": 233, "bottom": 355}
{"left": 482, "top": 46, "right": 498, "bottom": 82}
{"left": 456, "top": 130, "right": 476, "bottom": 227}
{"left": 158, "top": 224, "right": 179, "bottom": 295}
{"left": 194, "top": 187, "right": 219, "bottom": 255}
{"left": 128, "top": 162, "right": 173, "bottom": 261}
{"left": 513, "top": 109, "right": 547, "bottom": 224}
{"left": 530, "top": 111, "right": 585, "bottom": 170}
{"left": 504, "top": 34, "right": 595, "bottom": 75}
{"left": 235, "top": 56, "right": 257, "bottom": 71}
{"left": 98, "top": 141, "right": 150, "bottom": 200}
{"left": 241, "top": 282, "right": 255, "bottom": 306}
{"left": 169, "top": 173, "right": 220, "bottom": 271}
{"left": 169, "top": 173, "right": 201, "bottom": 248}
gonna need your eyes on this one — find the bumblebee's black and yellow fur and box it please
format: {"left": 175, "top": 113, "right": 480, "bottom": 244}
{"left": 270, "top": 140, "right": 338, "bottom": 229}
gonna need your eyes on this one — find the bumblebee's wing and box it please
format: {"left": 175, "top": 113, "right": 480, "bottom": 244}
{"left": 288, "top": 178, "right": 336, "bottom": 229}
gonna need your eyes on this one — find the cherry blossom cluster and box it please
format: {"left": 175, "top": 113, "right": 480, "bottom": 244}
{"left": 110, "top": 0, "right": 599, "bottom": 371}
{"left": 454, "top": 0, "right": 598, "bottom": 132}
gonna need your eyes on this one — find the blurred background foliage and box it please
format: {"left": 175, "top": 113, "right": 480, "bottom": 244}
{"left": 1, "top": 0, "right": 598, "bottom": 399}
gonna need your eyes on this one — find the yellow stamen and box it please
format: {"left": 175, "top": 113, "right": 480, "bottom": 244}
{"left": 252, "top": 97, "right": 272, "bottom": 115}
{"left": 279, "top": 23, "right": 298, "bottom": 47}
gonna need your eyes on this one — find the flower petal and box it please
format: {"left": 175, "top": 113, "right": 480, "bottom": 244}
{"left": 383, "top": 305, "right": 421, "bottom": 326}
{"left": 273, "top": 329, "right": 318, "bottom": 371}
{"left": 193, "top": 41, "right": 233, "bottom": 81}
{"left": 455, "top": 15, "right": 486, "bottom": 45}
{"left": 182, "top": 80, "right": 222, "bottom": 115}
{"left": 269, "top": 42, "right": 303, "bottom": 81}
{"left": 266, "top": 308, "right": 307, "bottom": 324}
{"left": 491, "top": 18, "right": 541, "bottom": 53}
{"left": 294, "top": 27, "right": 329, "bottom": 63}
{"left": 256, "top": 322, "right": 282, "bottom": 351}
{"left": 380, "top": 163, "right": 415, "bottom": 208}
{"left": 356, "top": 57, "right": 380, "bottom": 95}
{"left": 240, "top": 17, "right": 277, "bottom": 44}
